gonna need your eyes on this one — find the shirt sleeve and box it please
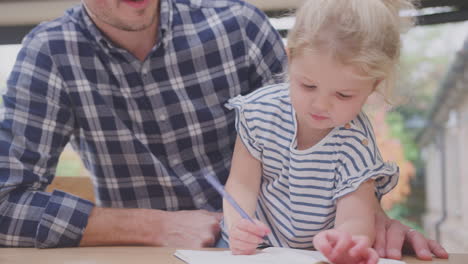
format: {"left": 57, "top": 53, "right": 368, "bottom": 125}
{"left": 0, "top": 34, "right": 94, "bottom": 248}
{"left": 225, "top": 96, "right": 262, "bottom": 160}
{"left": 333, "top": 114, "right": 399, "bottom": 201}
{"left": 240, "top": 2, "right": 287, "bottom": 90}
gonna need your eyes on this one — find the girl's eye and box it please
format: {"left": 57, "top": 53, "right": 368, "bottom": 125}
{"left": 303, "top": 84, "right": 317, "bottom": 89}
{"left": 337, "top": 93, "right": 352, "bottom": 99}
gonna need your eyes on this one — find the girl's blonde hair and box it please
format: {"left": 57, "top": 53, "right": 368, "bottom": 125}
{"left": 287, "top": 0, "right": 416, "bottom": 103}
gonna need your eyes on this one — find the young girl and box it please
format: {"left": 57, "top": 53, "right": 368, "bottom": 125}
{"left": 220, "top": 0, "right": 414, "bottom": 263}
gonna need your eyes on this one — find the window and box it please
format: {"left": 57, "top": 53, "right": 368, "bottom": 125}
{"left": 0, "top": 44, "right": 21, "bottom": 103}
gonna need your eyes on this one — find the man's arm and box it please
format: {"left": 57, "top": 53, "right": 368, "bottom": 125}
{"left": 80, "top": 207, "right": 221, "bottom": 247}
{"left": 0, "top": 36, "right": 96, "bottom": 248}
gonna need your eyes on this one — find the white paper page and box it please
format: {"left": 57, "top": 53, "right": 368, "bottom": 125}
{"left": 174, "top": 247, "right": 406, "bottom": 264}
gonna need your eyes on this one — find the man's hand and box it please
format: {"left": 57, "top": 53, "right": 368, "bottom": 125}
{"left": 373, "top": 211, "right": 449, "bottom": 260}
{"left": 154, "top": 210, "right": 223, "bottom": 248}
{"left": 81, "top": 208, "right": 222, "bottom": 248}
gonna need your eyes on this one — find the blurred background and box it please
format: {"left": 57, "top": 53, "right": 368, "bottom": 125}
{"left": 1, "top": 0, "right": 467, "bottom": 253}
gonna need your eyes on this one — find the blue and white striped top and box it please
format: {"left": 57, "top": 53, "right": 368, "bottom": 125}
{"left": 223, "top": 83, "right": 399, "bottom": 249}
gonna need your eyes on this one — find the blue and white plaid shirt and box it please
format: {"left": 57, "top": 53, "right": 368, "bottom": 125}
{"left": 0, "top": 0, "right": 286, "bottom": 248}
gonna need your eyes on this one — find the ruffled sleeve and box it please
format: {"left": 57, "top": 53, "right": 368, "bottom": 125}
{"left": 225, "top": 95, "right": 262, "bottom": 160}
{"left": 333, "top": 113, "right": 399, "bottom": 201}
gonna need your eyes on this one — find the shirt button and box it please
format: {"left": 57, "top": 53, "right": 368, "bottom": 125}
{"left": 344, "top": 123, "right": 351, "bottom": 129}
{"left": 160, "top": 114, "right": 167, "bottom": 120}
{"left": 196, "top": 197, "right": 205, "bottom": 205}
{"left": 361, "top": 138, "right": 369, "bottom": 146}
{"left": 171, "top": 158, "right": 180, "bottom": 165}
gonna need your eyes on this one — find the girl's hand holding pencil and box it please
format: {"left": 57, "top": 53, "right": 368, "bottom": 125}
{"left": 228, "top": 218, "right": 271, "bottom": 255}
{"left": 205, "top": 173, "right": 270, "bottom": 255}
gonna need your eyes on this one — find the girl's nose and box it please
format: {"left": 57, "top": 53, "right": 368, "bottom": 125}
{"left": 312, "top": 94, "right": 331, "bottom": 112}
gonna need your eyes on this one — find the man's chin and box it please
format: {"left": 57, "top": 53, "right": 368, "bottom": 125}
{"left": 113, "top": 20, "right": 155, "bottom": 32}
{"left": 116, "top": 13, "right": 158, "bottom": 32}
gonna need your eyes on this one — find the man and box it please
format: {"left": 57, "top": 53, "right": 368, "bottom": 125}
{"left": 0, "top": 0, "right": 447, "bottom": 260}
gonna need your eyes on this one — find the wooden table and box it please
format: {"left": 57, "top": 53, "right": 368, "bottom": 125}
{"left": 0, "top": 247, "right": 464, "bottom": 264}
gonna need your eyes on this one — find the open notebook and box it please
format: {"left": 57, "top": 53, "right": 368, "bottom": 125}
{"left": 174, "top": 247, "right": 406, "bottom": 264}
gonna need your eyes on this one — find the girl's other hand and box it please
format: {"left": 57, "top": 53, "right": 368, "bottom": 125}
{"left": 229, "top": 219, "right": 270, "bottom": 255}
{"left": 313, "top": 229, "right": 379, "bottom": 264}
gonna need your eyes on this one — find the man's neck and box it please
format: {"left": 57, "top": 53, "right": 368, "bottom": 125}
{"left": 98, "top": 21, "right": 158, "bottom": 61}
{"left": 83, "top": 1, "right": 160, "bottom": 62}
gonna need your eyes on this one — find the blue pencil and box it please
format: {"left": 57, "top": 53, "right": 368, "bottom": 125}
{"left": 205, "top": 174, "right": 255, "bottom": 223}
